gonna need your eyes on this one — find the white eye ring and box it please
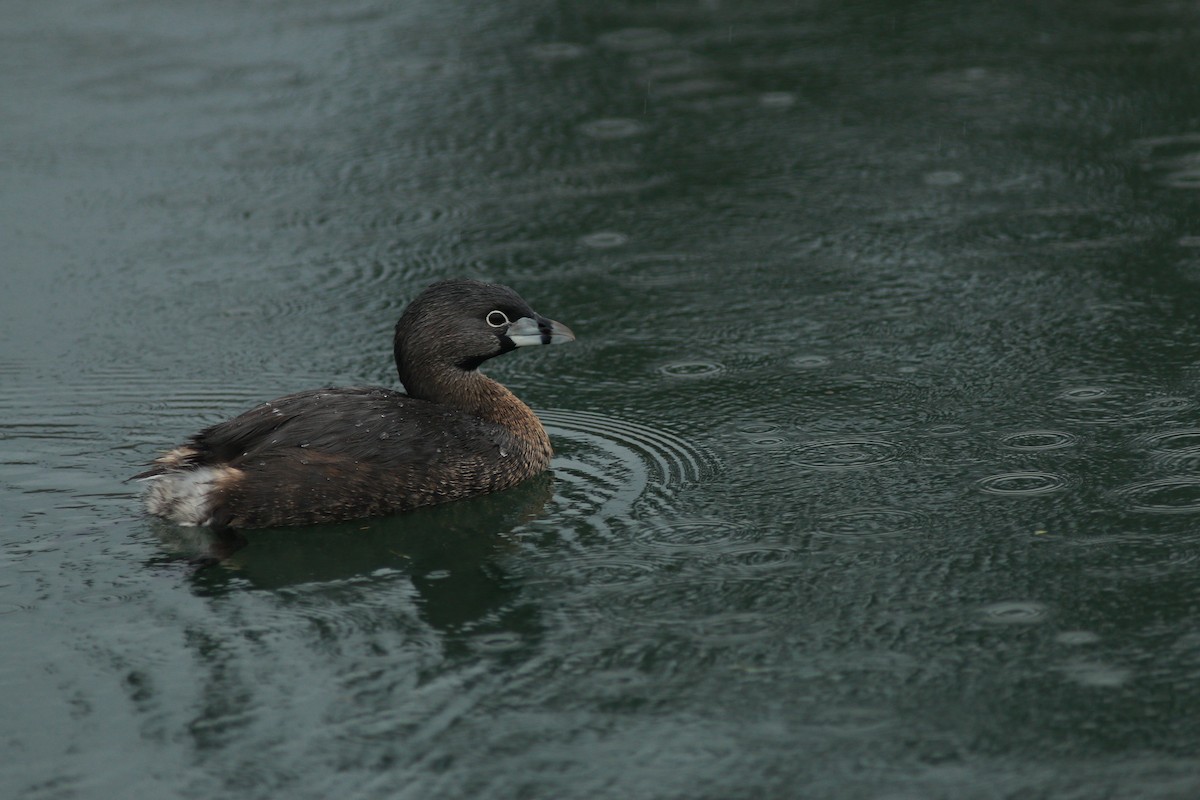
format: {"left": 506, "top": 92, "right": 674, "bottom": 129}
{"left": 486, "top": 310, "right": 510, "bottom": 328}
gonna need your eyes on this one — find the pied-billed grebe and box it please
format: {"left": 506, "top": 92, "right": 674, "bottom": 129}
{"left": 133, "top": 278, "right": 575, "bottom": 529}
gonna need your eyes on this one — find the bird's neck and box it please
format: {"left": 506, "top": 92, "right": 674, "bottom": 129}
{"left": 402, "top": 366, "right": 552, "bottom": 455}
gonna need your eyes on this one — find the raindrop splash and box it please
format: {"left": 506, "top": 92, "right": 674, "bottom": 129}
{"left": 789, "top": 438, "right": 902, "bottom": 470}
{"left": 976, "top": 471, "right": 1069, "bottom": 496}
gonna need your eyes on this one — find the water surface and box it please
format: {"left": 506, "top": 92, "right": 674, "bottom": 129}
{"left": 4, "top": 0, "right": 1200, "bottom": 797}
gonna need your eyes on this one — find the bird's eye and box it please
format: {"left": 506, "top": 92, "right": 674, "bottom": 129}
{"left": 486, "top": 310, "right": 510, "bottom": 328}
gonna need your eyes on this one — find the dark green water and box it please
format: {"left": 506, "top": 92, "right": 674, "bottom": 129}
{"left": 4, "top": 0, "right": 1200, "bottom": 797}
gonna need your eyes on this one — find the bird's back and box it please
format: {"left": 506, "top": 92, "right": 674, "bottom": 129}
{"left": 137, "top": 386, "right": 550, "bottom": 528}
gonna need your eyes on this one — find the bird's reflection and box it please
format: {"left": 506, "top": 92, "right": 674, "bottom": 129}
{"left": 148, "top": 474, "right": 554, "bottom": 639}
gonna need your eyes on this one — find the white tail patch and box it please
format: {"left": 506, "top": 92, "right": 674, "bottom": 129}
{"left": 143, "top": 466, "right": 241, "bottom": 526}
{"left": 154, "top": 446, "right": 198, "bottom": 469}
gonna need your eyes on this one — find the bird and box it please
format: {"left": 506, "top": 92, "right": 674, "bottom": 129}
{"left": 132, "top": 278, "right": 575, "bottom": 529}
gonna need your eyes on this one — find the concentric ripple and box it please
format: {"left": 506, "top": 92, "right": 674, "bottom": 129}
{"left": 539, "top": 409, "right": 719, "bottom": 524}
{"left": 1138, "top": 396, "right": 1196, "bottom": 415}
{"left": 1114, "top": 477, "right": 1200, "bottom": 514}
{"left": 642, "top": 519, "right": 744, "bottom": 550}
{"left": 999, "top": 430, "right": 1079, "bottom": 451}
{"left": 791, "top": 354, "right": 831, "bottom": 369}
{"left": 658, "top": 360, "right": 725, "bottom": 379}
{"left": 977, "top": 471, "right": 1069, "bottom": 496}
{"left": 1139, "top": 429, "right": 1200, "bottom": 451}
{"left": 979, "top": 601, "right": 1050, "bottom": 624}
{"left": 579, "top": 231, "right": 629, "bottom": 249}
{"left": 789, "top": 438, "right": 902, "bottom": 470}
{"left": 1053, "top": 385, "right": 1195, "bottom": 425}
{"left": 1136, "top": 429, "right": 1200, "bottom": 466}
{"left": 740, "top": 434, "right": 789, "bottom": 451}
{"left": 728, "top": 421, "right": 789, "bottom": 451}
{"left": 1057, "top": 386, "right": 1111, "bottom": 401}
{"left": 734, "top": 421, "right": 779, "bottom": 435}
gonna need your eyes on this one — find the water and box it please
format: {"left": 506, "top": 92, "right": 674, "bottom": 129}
{"left": 4, "top": 0, "right": 1200, "bottom": 797}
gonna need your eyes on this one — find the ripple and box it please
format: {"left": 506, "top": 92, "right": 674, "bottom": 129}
{"left": 1056, "top": 630, "right": 1101, "bottom": 646}
{"left": 812, "top": 508, "right": 925, "bottom": 539}
{"left": 709, "top": 542, "right": 804, "bottom": 572}
{"left": 734, "top": 421, "right": 780, "bottom": 435}
{"left": 679, "top": 95, "right": 747, "bottom": 114}
{"left": 587, "top": 571, "right": 797, "bottom": 625}
{"left": 923, "top": 170, "right": 964, "bottom": 186}
{"left": 758, "top": 91, "right": 796, "bottom": 108}
{"left": 741, "top": 434, "right": 790, "bottom": 451}
{"left": 558, "top": 551, "right": 662, "bottom": 585}
{"left": 1136, "top": 429, "right": 1200, "bottom": 465}
{"left": 71, "top": 590, "right": 147, "bottom": 607}
{"left": 977, "top": 471, "right": 1068, "bottom": 496}
{"left": 80, "top": 61, "right": 303, "bottom": 101}
{"left": 579, "top": 231, "right": 629, "bottom": 248}
{"left": 330, "top": 162, "right": 470, "bottom": 235}
{"left": 644, "top": 519, "right": 744, "bottom": 549}
{"left": 579, "top": 575, "right": 696, "bottom": 621}
{"left": 638, "top": 59, "right": 705, "bottom": 82}
{"left": 1163, "top": 170, "right": 1200, "bottom": 190}
{"left": 1057, "top": 661, "right": 1132, "bottom": 688}
{"left": 650, "top": 78, "right": 736, "bottom": 99}
{"left": 999, "top": 430, "right": 1079, "bottom": 451}
{"left": 596, "top": 28, "right": 675, "bottom": 52}
{"left": 612, "top": 253, "right": 706, "bottom": 289}
{"left": 728, "top": 421, "right": 789, "bottom": 451}
{"left": 271, "top": 582, "right": 422, "bottom": 641}
{"left": 1132, "top": 134, "right": 1200, "bottom": 190}
{"left": 578, "top": 118, "right": 648, "bottom": 140}
{"left": 468, "top": 632, "right": 525, "bottom": 654}
{"left": 979, "top": 601, "right": 1049, "bottom": 624}
{"left": 925, "top": 423, "right": 970, "bottom": 438}
{"left": 791, "top": 354, "right": 831, "bottom": 369}
{"left": 806, "top": 705, "right": 897, "bottom": 735}
{"left": 145, "top": 383, "right": 302, "bottom": 424}
{"left": 1114, "top": 477, "right": 1200, "bottom": 514}
{"left": 309, "top": 254, "right": 424, "bottom": 300}
{"left": 689, "top": 612, "right": 776, "bottom": 643}
{"left": 658, "top": 360, "right": 725, "bottom": 379}
{"left": 540, "top": 409, "right": 718, "bottom": 522}
{"left": 789, "top": 438, "right": 902, "bottom": 470}
{"left": 793, "top": 373, "right": 930, "bottom": 433}
{"left": 2, "top": 540, "right": 62, "bottom": 559}
{"left": 527, "top": 42, "right": 588, "bottom": 61}
{"left": 1140, "top": 396, "right": 1195, "bottom": 414}
{"left": 1057, "top": 386, "right": 1111, "bottom": 401}
{"left": 1132, "top": 133, "right": 1200, "bottom": 153}
{"left": 1138, "top": 429, "right": 1200, "bottom": 450}
{"left": 1052, "top": 385, "right": 1192, "bottom": 426}
{"left": 955, "top": 207, "right": 1123, "bottom": 249}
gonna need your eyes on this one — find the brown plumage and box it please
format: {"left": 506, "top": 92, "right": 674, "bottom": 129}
{"left": 133, "top": 279, "right": 575, "bottom": 529}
